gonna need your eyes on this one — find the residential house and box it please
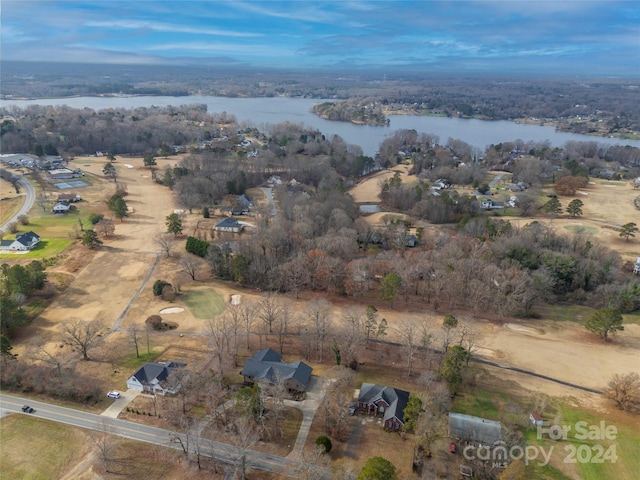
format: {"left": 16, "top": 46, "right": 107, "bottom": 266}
{"left": 57, "top": 193, "right": 81, "bottom": 203}
{"left": 0, "top": 231, "right": 41, "bottom": 251}
{"left": 241, "top": 348, "right": 313, "bottom": 392}
{"left": 214, "top": 217, "right": 244, "bottom": 233}
{"left": 357, "top": 383, "right": 410, "bottom": 431}
{"left": 480, "top": 200, "right": 505, "bottom": 210}
{"left": 449, "top": 412, "right": 502, "bottom": 446}
{"left": 53, "top": 202, "right": 71, "bottom": 214}
{"left": 126, "top": 361, "right": 187, "bottom": 395}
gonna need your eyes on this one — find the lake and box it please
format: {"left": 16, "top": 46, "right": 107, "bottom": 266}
{"left": 3, "top": 95, "right": 639, "bottom": 157}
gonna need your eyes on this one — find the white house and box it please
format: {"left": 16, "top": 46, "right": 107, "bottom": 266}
{"left": 633, "top": 257, "right": 640, "bottom": 275}
{"left": 0, "top": 231, "right": 41, "bottom": 251}
{"left": 215, "top": 217, "right": 244, "bottom": 233}
{"left": 126, "top": 361, "right": 186, "bottom": 395}
{"left": 53, "top": 202, "right": 71, "bottom": 214}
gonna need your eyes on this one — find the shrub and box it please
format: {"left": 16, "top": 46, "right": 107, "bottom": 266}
{"left": 145, "top": 315, "right": 163, "bottom": 330}
{"left": 89, "top": 213, "right": 104, "bottom": 225}
{"left": 186, "top": 236, "right": 209, "bottom": 257}
{"left": 315, "top": 435, "right": 332, "bottom": 454}
{"left": 153, "top": 279, "right": 171, "bottom": 297}
{"left": 8, "top": 222, "right": 18, "bottom": 233}
{"left": 203, "top": 207, "right": 210, "bottom": 218}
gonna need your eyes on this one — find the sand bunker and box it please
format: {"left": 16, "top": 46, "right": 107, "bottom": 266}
{"left": 504, "top": 323, "right": 545, "bottom": 335}
{"left": 474, "top": 347, "right": 505, "bottom": 359}
{"left": 159, "top": 307, "right": 184, "bottom": 314}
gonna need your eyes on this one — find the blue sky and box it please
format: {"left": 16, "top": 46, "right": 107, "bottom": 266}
{"left": 2, "top": 1, "right": 639, "bottom": 75}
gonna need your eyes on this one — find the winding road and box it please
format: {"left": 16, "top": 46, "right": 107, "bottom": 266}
{"left": 0, "top": 175, "right": 36, "bottom": 231}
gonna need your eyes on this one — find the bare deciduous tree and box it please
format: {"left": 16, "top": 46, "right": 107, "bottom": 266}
{"left": 206, "top": 315, "right": 231, "bottom": 375}
{"left": 180, "top": 254, "right": 201, "bottom": 281}
{"left": 230, "top": 416, "right": 261, "bottom": 480}
{"left": 61, "top": 318, "right": 103, "bottom": 360}
{"left": 153, "top": 232, "right": 174, "bottom": 257}
{"left": 257, "top": 292, "right": 283, "bottom": 335}
{"left": 27, "top": 338, "right": 65, "bottom": 375}
{"left": 130, "top": 324, "right": 141, "bottom": 358}
{"left": 605, "top": 372, "right": 640, "bottom": 411}
{"left": 398, "top": 318, "right": 419, "bottom": 377}
{"left": 305, "top": 299, "right": 332, "bottom": 363}
{"left": 90, "top": 420, "right": 120, "bottom": 474}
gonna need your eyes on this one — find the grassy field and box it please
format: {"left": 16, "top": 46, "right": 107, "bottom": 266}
{"left": 0, "top": 197, "right": 22, "bottom": 226}
{"left": 0, "top": 415, "right": 90, "bottom": 480}
{"left": 0, "top": 238, "right": 75, "bottom": 260}
{"left": 181, "top": 287, "right": 226, "bottom": 319}
{"left": 563, "top": 225, "right": 599, "bottom": 235}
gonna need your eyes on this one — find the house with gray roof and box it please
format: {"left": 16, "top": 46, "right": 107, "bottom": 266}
{"left": 215, "top": 217, "right": 243, "bottom": 233}
{"left": 126, "top": 361, "right": 187, "bottom": 395}
{"left": 0, "top": 231, "right": 40, "bottom": 251}
{"left": 241, "top": 348, "right": 312, "bottom": 392}
{"left": 357, "top": 383, "right": 410, "bottom": 431}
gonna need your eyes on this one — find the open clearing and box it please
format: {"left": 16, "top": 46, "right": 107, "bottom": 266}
{"left": 0, "top": 415, "right": 91, "bottom": 479}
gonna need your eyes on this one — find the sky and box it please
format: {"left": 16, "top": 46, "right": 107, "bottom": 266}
{"left": 2, "top": 0, "right": 639, "bottom": 76}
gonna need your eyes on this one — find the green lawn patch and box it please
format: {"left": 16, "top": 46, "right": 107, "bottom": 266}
{"left": 563, "top": 225, "right": 599, "bottom": 235}
{"left": 0, "top": 415, "right": 90, "bottom": 480}
{"left": 0, "top": 238, "right": 75, "bottom": 260}
{"left": 118, "top": 351, "right": 160, "bottom": 370}
{"left": 181, "top": 288, "right": 225, "bottom": 319}
{"left": 536, "top": 303, "right": 594, "bottom": 324}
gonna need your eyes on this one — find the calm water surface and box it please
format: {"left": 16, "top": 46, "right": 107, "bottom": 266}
{"left": 3, "top": 95, "right": 639, "bottom": 157}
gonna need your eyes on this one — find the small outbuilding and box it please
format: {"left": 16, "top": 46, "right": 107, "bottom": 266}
{"left": 449, "top": 412, "right": 502, "bottom": 445}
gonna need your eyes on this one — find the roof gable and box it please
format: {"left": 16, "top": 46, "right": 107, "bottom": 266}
{"left": 358, "top": 383, "right": 410, "bottom": 424}
{"left": 131, "top": 361, "right": 185, "bottom": 384}
{"left": 15, "top": 231, "right": 40, "bottom": 246}
{"left": 241, "top": 349, "right": 312, "bottom": 389}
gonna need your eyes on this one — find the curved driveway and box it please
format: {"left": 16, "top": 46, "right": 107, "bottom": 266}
{"left": 1, "top": 176, "right": 36, "bottom": 231}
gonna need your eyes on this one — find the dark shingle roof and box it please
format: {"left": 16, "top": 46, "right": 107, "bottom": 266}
{"left": 131, "top": 361, "right": 186, "bottom": 384}
{"left": 358, "top": 383, "right": 410, "bottom": 424}
{"left": 15, "top": 231, "right": 40, "bottom": 246}
{"left": 241, "top": 348, "right": 312, "bottom": 389}
{"left": 216, "top": 218, "right": 240, "bottom": 228}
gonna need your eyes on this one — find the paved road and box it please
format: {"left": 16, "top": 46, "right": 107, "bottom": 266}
{"left": 0, "top": 393, "right": 331, "bottom": 479}
{"left": 0, "top": 175, "right": 36, "bottom": 231}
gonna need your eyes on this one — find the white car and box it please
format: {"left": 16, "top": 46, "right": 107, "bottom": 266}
{"left": 107, "top": 391, "right": 121, "bottom": 399}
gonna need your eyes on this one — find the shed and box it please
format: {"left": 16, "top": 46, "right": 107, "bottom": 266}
{"left": 449, "top": 412, "right": 502, "bottom": 445}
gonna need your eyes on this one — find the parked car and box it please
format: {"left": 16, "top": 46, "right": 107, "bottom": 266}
{"left": 21, "top": 405, "right": 35, "bottom": 413}
{"left": 107, "top": 391, "right": 121, "bottom": 399}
